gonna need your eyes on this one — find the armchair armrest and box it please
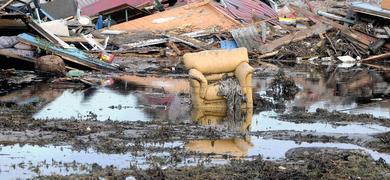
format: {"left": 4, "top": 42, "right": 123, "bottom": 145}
{"left": 189, "top": 69, "right": 208, "bottom": 98}
{"left": 235, "top": 62, "right": 254, "bottom": 94}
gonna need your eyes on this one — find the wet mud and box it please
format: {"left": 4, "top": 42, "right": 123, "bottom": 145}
{"left": 280, "top": 108, "right": 390, "bottom": 127}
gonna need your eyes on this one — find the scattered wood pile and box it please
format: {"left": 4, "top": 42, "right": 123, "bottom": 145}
{"left": 0, "top": 0, "right": 388, "bottom": 75}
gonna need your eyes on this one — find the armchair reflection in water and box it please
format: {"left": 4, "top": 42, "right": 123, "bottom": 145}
{"left": 188, "top": 107, "right": 254, "bottom": 157}
{"left": 183, "top": 48, "right": 254, "bottom": 157}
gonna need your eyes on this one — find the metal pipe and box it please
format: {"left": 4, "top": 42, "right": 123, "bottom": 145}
{"left": 317, "top": 10, "right": 355, "bottom": 24}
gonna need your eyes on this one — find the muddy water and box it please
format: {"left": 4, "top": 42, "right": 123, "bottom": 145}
{"left": 31, "top": 76, "right": 191, "bottom": 122}
{"left": 0, "top": 68, "right": 389, "bottom": 178}
{"left": 25, "top": 71, "right": 389, "bottom": 121}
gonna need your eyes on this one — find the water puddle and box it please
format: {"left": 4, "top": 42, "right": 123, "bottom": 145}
{"left": 0, "top": 142, "right": 184, "bottom": 179}
{"left": 0, "top": 72, "right": 387, "bottom": 133}
{"left": 3, "top": 73, "right": 386, "bottom": 122}
{"left": 32, "top": 88, "right": 190, "bottom": 122}
{"left": 185, "top": 136, "right": 390, "bottom": 162}
{"left": 252, "top": 111, "right": 390, "bottom": 134}
{"left": 254, "top": 70, "right": 390, "bottom": 119}
{"left": 1, "top": 136, "right": 389, "bottom": 178}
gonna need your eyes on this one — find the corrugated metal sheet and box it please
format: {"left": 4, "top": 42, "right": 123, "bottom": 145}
{"left": 77, "top": 0, "right": 99, "bottom": 8}
{"left": 111, "top": 1, "right": 241, "bottom": 32}
{"left": 81, "top": 0, "right": 154, "bottom": 16}
{"left": 216, "top": 0, "right": 278, "bottom": 24}
{"left": 41, "top": 0, "right": 78, "bottom": 19}
{"left": 230, "top": 25, "right": 261, "bottom": 52}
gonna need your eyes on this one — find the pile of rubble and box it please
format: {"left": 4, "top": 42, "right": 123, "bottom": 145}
{"left": 0, "top": 0, "right": 388, "bottom": 76}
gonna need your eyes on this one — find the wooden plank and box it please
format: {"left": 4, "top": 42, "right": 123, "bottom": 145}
{"left": 164, "top": 32, "right": 210, "bottom": 50}
{"left": 361, "top": 52, "right": 390, "bottom": 64}
{"left": 0, "top": 48, "right": 74, "bottom": 70}
{"left": 290, "top": 4, "right": 390, "bottom": 49}
{"left": 364, "top": 63, "right": 390, "bottom": 71}
{"left": 0, "top": 48, "right": 36, "bottom": 63}
{"left": 60, "top": 36, "right": 105, "bottom": 43}
{"left": 17, "top": 33, "right": 119, "bottom": 72}
{"left": 167, "top": 41, "right": 182, "bottom": 56}
{"left": 0, "top": 0, "right": 14, "bottom": 11}
{"left": 121, "top": 29, "right": 216, "bottom": 49}
{"left": 26, "top": 19, "right": 72, "bottom": 49}
{"left": 289, "top": 4, "right": 321, "bottom": 24}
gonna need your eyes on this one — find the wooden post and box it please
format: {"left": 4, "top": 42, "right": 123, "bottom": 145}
{"left": 125, "top": 9, "right": 128, "bottom": 22}
{"left": 0, "top": 0, "right": 14, "bottom": 11}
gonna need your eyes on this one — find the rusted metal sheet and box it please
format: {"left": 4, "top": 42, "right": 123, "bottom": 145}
{"left": 230, "top": 25, "right": 261, "bottom": 52}
{"left": 40, "top": 0, "right": 78, "bottom": 19}
{"left": 214, "top": 0, "right": 278, "bottom": 24}
{"left": 111, "top": 1, "right": 241, "bottom": 32}
{"left": 77, "top": 0, "right": 99, "bottom": 8}
{"left": 81, "top": 0, "right": 153, "bottom": 16}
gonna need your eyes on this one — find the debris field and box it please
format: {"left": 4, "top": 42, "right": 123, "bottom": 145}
{"left": 0, "top": 0, "right": 389, "bottom": 179}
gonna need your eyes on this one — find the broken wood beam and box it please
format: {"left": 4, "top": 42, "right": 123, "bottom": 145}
{"left": 257, "top": 50, "right": 279, "bottom": 59}
{"left": 260, "top": 23, "right": 331, "bottom": 54}
{"left": 17, "top": 33, "right": 119, "bottom": 72}
{"left": 361, "top": 52, "right": 390, "bottom": 64}
{"left": 0, "top": 48, "right": 74, "bottom": 70}
{"left": 290, "top": 4, "right": 390, "bottom": 49}
{"left": 163, "top": 32, "right": 210, "bottom": 50}
{"left": 167, "top": 41, "right": 182, "bottom": 56}
{"left": 289, "top": 4, "right": 321, "bottom": 24}
{"left": 120, "top": 29, "right": 217, "bottom": 49}
{"left": 364, "top": 63, "right": 390, "bottom": 71}
{"left": 25, "top": 18, "right": 72, "bottom": 49}
{"left": 60, "top": 37, "right": 105, "bottom": 44}
{"left": 0, "top": 48, "right": 36, "bottom": 63}
{"left": 0, "top": 0, "right": 14, "bottom": 11}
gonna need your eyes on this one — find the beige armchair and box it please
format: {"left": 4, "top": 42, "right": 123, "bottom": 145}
{"left": 183, "top": 48, "right": 254, "bottom": 109}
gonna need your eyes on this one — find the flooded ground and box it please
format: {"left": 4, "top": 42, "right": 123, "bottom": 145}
{"left": 0, "top": 65, "right": 389, "bottom": 178}
{"left": 1, "top": 136, "right": 389, "bottom": 179}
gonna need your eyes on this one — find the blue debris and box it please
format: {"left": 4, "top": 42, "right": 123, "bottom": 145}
{"left": 96, "top": 15, "right": 104, "bottom": 30}
{"left": 220, "top": 40, "right": 238, "bottom": 49}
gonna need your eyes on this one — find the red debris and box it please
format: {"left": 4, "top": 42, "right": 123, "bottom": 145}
{"left": 81, "top": 0, "right": 154, "bottom": 16}
{"left": 215, "top": 0, "right": 279, "bottom": 24}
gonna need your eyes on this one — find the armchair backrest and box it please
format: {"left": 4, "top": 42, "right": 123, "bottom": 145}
{"left": 183, "top": 48, "right": 249, "bottom": 74}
